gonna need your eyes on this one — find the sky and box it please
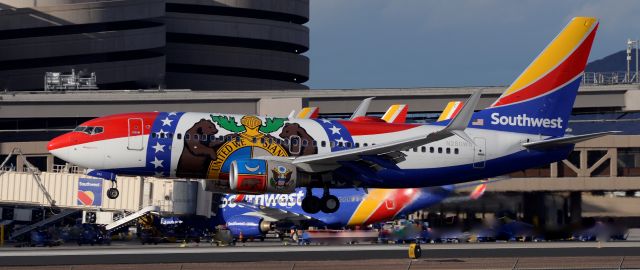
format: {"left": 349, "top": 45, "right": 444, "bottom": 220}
{"left": 306, "top": 0, "right": 640, "bottom": 89}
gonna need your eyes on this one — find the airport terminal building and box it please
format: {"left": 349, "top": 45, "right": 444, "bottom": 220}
{"left": 0, "top": 0, "right": 309, "bottom": 91}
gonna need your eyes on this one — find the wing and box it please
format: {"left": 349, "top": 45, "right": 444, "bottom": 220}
{"left": 233, "top": 202, "right": 318, "bottom": 223}
{"left": 288, "top": 89, "right": 482, "bottom": 172}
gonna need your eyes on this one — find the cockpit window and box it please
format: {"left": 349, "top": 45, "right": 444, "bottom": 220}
{"left": 73, "top": 126, "right": 104, "bottom": 135}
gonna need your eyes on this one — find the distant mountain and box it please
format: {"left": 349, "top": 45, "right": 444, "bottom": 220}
{"left": 586, "top": 49, "right": 638, "bottom": 73}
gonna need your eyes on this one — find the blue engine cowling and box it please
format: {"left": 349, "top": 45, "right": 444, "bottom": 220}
{"left": 226, "top": 215, "right": 272, "bottom": 238}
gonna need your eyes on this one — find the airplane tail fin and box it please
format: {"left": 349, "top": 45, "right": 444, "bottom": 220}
{"left": 296, "top": 107, "right": 319, "bottom": 119}
{"left": 381, "top": 104, "right": 408, "bottom": 123}
{"left": 474, "top": 17, "right": 598, "bottom": 137}
{"left": 437, "top": 101, "right": 463, "bottom": 122}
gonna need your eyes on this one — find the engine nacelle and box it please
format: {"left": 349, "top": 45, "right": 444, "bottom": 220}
{"left": 229, "top": 159, "right": 297, "bottom": 194}
{"left": 226, "top": 215, "right": 272, "bottom": 238}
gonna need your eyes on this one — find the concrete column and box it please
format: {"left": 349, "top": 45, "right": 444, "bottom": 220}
{"left": 610, "top": 148, "right": 618, "bottom": 177}
{"left": 16, "top": 155, "right": 24, "bottom": 172}
{"left": 579, "top": 150, "right": 588, "bottom": 177}
{"left": 550, "top": 162, "right": 558, "bottom": 178}
{"left": 46, "top": 155, "right": 54, "bottom": 172}
{"left": 569, "top": 192, "right": 582, "bottom": 225}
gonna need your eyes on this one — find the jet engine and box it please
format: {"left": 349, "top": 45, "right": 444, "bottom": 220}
{"left": 226, "top": 215, "right": 272, "bottom": 238}
{"left": 229, "top": 159, "right": 297, "bottom": 194}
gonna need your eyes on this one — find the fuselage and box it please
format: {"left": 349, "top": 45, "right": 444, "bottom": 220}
{"left": 48, "top": 111, "right": 573, "bottom": 189}
{"left": 217, "top": 186, "right": 453, "bottom": 228}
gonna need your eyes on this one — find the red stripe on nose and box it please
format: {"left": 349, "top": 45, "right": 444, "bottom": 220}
{"left": 48, "top": 132, "right": 73, "bottom": 151}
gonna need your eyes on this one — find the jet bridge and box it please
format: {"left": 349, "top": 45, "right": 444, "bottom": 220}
{"left": 0, "top": 149, "right": 214, "bottom": 240}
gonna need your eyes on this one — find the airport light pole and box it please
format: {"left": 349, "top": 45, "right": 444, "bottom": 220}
{"left": 626, "top": 39, "right": 639, "bottom": 83}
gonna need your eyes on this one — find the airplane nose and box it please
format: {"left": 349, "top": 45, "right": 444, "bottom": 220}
{"left": 48, "top": 132, "right": 75, "bottom": 162}
{"left": 48, "top": 133, "right": 71, "bottom": 152}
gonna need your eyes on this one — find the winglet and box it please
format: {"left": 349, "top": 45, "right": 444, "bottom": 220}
{"left": 446, "top": 89, "right": 482, "bottom": 130}
{"left": 349, "top": 97, "right": 375, "bottom": 120}
{"left": 443, "top": 89, "right": 482, "bottom": 145}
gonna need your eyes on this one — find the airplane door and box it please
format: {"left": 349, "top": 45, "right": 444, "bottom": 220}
{"left": 289, "top": 135, "right": 301, "bottom": 155}
{"left": 127, "top": 118, "right": 144, "bottom": 150}
{"left": 473, "top": 137, "right": 486, "bottom": 168}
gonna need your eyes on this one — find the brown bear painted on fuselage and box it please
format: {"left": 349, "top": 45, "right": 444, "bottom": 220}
{"left": 278, "top": 123, "right": 318, "bottom": 156}
{"left": 176, "top": 119, "right": 222, "bottom": 178}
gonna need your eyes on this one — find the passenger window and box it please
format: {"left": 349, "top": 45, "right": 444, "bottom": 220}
{"left": 252, "top": 137, "right": 257, "bottom": 143}
{"left": 184, "top": 134, "right": 190, "bottom": 140}
{"left": 321, "top": 141, "right": 326, "bottom": 147}
{"left": 355, "top": 143, "right": 360, "bottom": 148}
{"left": 346, "top": 142, "right": 352, "bottom": 148}
{"left": 177, "top": 133, "right": 182, "bottom": 140}
{"left": 454, "top": 148, "right": 459, "bottom": 154}
{"left": 151, "top": 132, "right": 157, "bottom": 138}
{"left": 302, "top": 140, "right": 308, "bottom": 146}
{"left": 338, "top": 142, "right": 344, "bottom": 147}
{"left": 193, "top": 134, "right": 199, "bottom": 140}
{"left": 260, "top": 138, "right": 265, "bottom": 144}
{"left": 430, "top": 147, "right": 434, "bottom": 153}
{"left": 312, "top": 140, "right": 317, "bottom": 146}
{"left": 413, "top": 147, "right": 418, "bottom": 152}
{"left": 421, "top": 146, "right": 426, "bottom": 153}
{"left": 330, "top": 141, "right": 336, "bottom": 148}
{"left": 235, "top": 137, "right": 241, "bottom": 143}
{"left": 210, "top": 135, "right": 216, "bottom": 141}
{"left": 438, "top": 147, "right": 442, "bottom": 154}
{"left": 363, "top": 143, "right": 368, "bottom": 147}
{"left": 446, "top": 148, "right": 451, "bottom": 154}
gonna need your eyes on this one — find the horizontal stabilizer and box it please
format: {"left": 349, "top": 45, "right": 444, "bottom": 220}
{"left": 522, "top": 131, "right": 620, "bottom": 149}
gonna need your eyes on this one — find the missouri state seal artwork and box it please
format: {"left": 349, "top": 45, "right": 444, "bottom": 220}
{"left": 176, "top": 115, "right": 318, "bottom": 180}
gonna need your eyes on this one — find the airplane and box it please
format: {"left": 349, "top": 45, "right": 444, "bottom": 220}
{"left": 215, "top": 183, "right": 487, "bottom": 240}
{"left": 48, "top": 17, "right": 612, "bottom": 214}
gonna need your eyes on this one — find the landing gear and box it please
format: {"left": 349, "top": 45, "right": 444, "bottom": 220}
{"left": 107, "top": 181, "right": 119, "bottom": 199}
{"left": 301, "top": 187, "right": 340, "bottom": 214}
{"left": 301, "top": 193, "right": 321, "bottom": 214}
{"left": 321, "top": 187, "right": 339, "bottom": 213}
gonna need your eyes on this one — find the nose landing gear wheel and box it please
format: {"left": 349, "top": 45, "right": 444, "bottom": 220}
{"left": 301, "top": 196, "right": 321, "bottom": 214}
{"left": 321, "top": 195, "right": 340, "bottom": 213}
{"left": 107, "top": 188, "right": 119, "bottom": 199}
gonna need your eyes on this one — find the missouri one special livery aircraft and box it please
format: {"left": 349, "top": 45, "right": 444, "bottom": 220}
{"left": 49, "top": 17, "right": 613, "bottom": 213}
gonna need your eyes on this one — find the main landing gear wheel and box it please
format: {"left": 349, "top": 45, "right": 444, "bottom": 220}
{"left": 321, "top": 195, "right": 340, "bottom": 213}
{"left": 301, "top": 196, "right": 321, "bottom": 214}
{"left": 107, "top": 188, "right": 119, "bottom": 199}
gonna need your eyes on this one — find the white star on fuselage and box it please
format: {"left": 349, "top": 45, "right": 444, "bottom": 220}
{"left": 151, "top": 157, "right": 163, "bottom": 168}
{"left": 329, "top": 125, "right": 341, "bottom": 135}
{"left": 154, "top": 171, "right": 165, "bottom": 177}
{"left": 152, "top": 142, "right": 165, "bottom": 153}
{"left": 321, "top": 119, "right": 332, "bottom": 124}
{"left": 156, "top": 129, "right": 167, "bottom": 138}
{"left": 335, "top": 137, "right": 348, "bottom": 144}
{"left": 161, "top": 117, "right": 173, "bottom": 126}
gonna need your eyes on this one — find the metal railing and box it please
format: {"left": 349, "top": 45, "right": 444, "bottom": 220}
{"left": 582, "top": 72, "right": 638, "bottom": 85}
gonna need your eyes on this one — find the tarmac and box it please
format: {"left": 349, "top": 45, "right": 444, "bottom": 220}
{"left": 2, "top": 241, "right": 640, "bottom": 269}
